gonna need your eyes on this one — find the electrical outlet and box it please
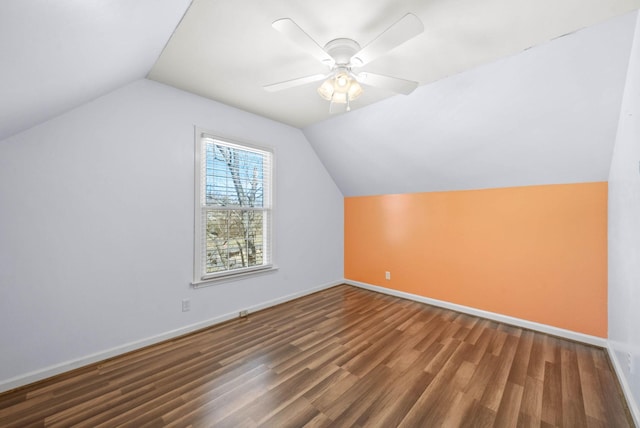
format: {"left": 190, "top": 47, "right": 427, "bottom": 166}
{"left": 385, "top": 271, "right": 391, "bottom": 280}
{"left": 239, "top": 310, "right": 249, "bottom": 318}
{"left": 182, "top": 299, "right": 191, "bottom": 312}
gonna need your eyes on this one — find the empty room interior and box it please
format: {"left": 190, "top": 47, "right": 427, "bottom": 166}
{"left": 1, "top": 0, "right": 640, "bottom": 426}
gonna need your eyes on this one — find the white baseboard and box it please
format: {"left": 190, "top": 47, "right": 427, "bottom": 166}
{"left": 607, "top": 344, "right": 640, "bottom": 427}
{"left": 344, "top": 279, "right": 608, "bottom": 348}
{"left": 0, "top": 280, "right": 342, "bottom": 394}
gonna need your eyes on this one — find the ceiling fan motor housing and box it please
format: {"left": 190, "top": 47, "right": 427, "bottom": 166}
{"left": 324, "top": 38, "right": 362, "bottom": 66}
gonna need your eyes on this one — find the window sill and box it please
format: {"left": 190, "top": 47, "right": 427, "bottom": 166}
{"left": 192, "top": 265, "right": 279, "bottom": 288}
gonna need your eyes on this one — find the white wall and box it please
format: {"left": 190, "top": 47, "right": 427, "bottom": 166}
{"left": 609, "top": 12, "right": 640, "bottom": 424}
{"left": 0, "top": 79, "right": 344, "bottom": 391}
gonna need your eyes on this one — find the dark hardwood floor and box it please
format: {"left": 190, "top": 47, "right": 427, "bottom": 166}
{"left": 0, "top": 285, "right": 633, "bottom": 427}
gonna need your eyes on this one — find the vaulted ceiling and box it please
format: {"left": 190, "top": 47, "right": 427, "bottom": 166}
{"left": 304, "top": 12, "right": 638, "bottom": 195}
{"left": 2, "top": 0, "right": 639, "bottom": 142}
{"left": 149, "top": 0, "right": 640, "bottom": 128}
{"left": 1, "top": 0, "right": 639, "bottom": 195}
{"left": 0, "top": 0, "right": 192, "bottom": 142}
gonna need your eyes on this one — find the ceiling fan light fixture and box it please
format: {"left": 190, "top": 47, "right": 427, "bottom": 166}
{"left": 317, "top": 79, "right": 335, "bottom": 101}
{"left": 317, "top": 71, "right": 362, "bottom": 104}
{"left": 346, "top": 79, "right": 363, "bottom": 100}
{"left": 335, "top": 72, "right": 349, "bottom": 89}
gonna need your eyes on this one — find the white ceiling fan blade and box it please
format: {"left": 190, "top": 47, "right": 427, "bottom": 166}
{"left": 352, "top": 13, "right": 424, "bottom": 67}
{"left": 356, "top": 72, "right": 419, "bottom": 95}
{"left": 263, "top": 73, "right": 327, "bottom": 92}
{"left": 272, "top": 18, "right": 334, "bottom": 66}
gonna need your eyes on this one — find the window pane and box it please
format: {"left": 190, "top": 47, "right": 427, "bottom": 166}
{"left": 205, "top": 209, "right": 265, "bottom": 273}
{"left": 204, "top": 141, "right": 265, "bottom": 208}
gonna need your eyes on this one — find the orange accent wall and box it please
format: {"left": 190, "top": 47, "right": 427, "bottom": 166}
{"left": 344, "top": 182, "right": 608, "bottom": 337}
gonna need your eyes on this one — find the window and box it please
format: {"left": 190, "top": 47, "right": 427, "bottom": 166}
{"left": 194, "top": 131, "right": 273, "bottom": 284}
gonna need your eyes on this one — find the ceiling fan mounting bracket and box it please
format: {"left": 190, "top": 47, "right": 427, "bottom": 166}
{"left": 323, "top": 38, "right": 361, "bottom": 66}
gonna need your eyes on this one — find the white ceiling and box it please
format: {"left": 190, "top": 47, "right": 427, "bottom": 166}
{"left": 0, "top": 0, "right": 191, "bottom": 141}
{"left": 1, "top": 0, "right": 638, "bottom": 197}
{"left": 2, "top": 0, "right": 638, "bottom": 140}
{"left": 148, "top": 0, "right": 640, "bottom": 128}
{"left": 304, "top": 12, "right": 638, "bottom": 196}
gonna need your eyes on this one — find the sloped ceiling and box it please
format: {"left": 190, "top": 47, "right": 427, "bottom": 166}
{"left": 303, "top": 12, "right": 638, "bottom": 196}
{"left": 149, "top": 0, "right": 640, "bottom": 128}
{"left": 0, "top": 0, "right": 191, "bottom": 141}
{"left": 1, "top": 1, "right": 638, "bottom": 197}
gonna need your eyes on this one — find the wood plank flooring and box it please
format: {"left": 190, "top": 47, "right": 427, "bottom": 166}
{"left": 0, "top": 285, "right": 633, "bottom": 427}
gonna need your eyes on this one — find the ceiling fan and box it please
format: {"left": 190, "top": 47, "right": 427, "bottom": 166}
{"left": 264, "top": 13, "right": 424, "bottom": 112}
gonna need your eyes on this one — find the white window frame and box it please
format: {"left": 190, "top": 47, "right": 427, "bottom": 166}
{"left": 193, "top": 129, "right": 275, "bottom": 286}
